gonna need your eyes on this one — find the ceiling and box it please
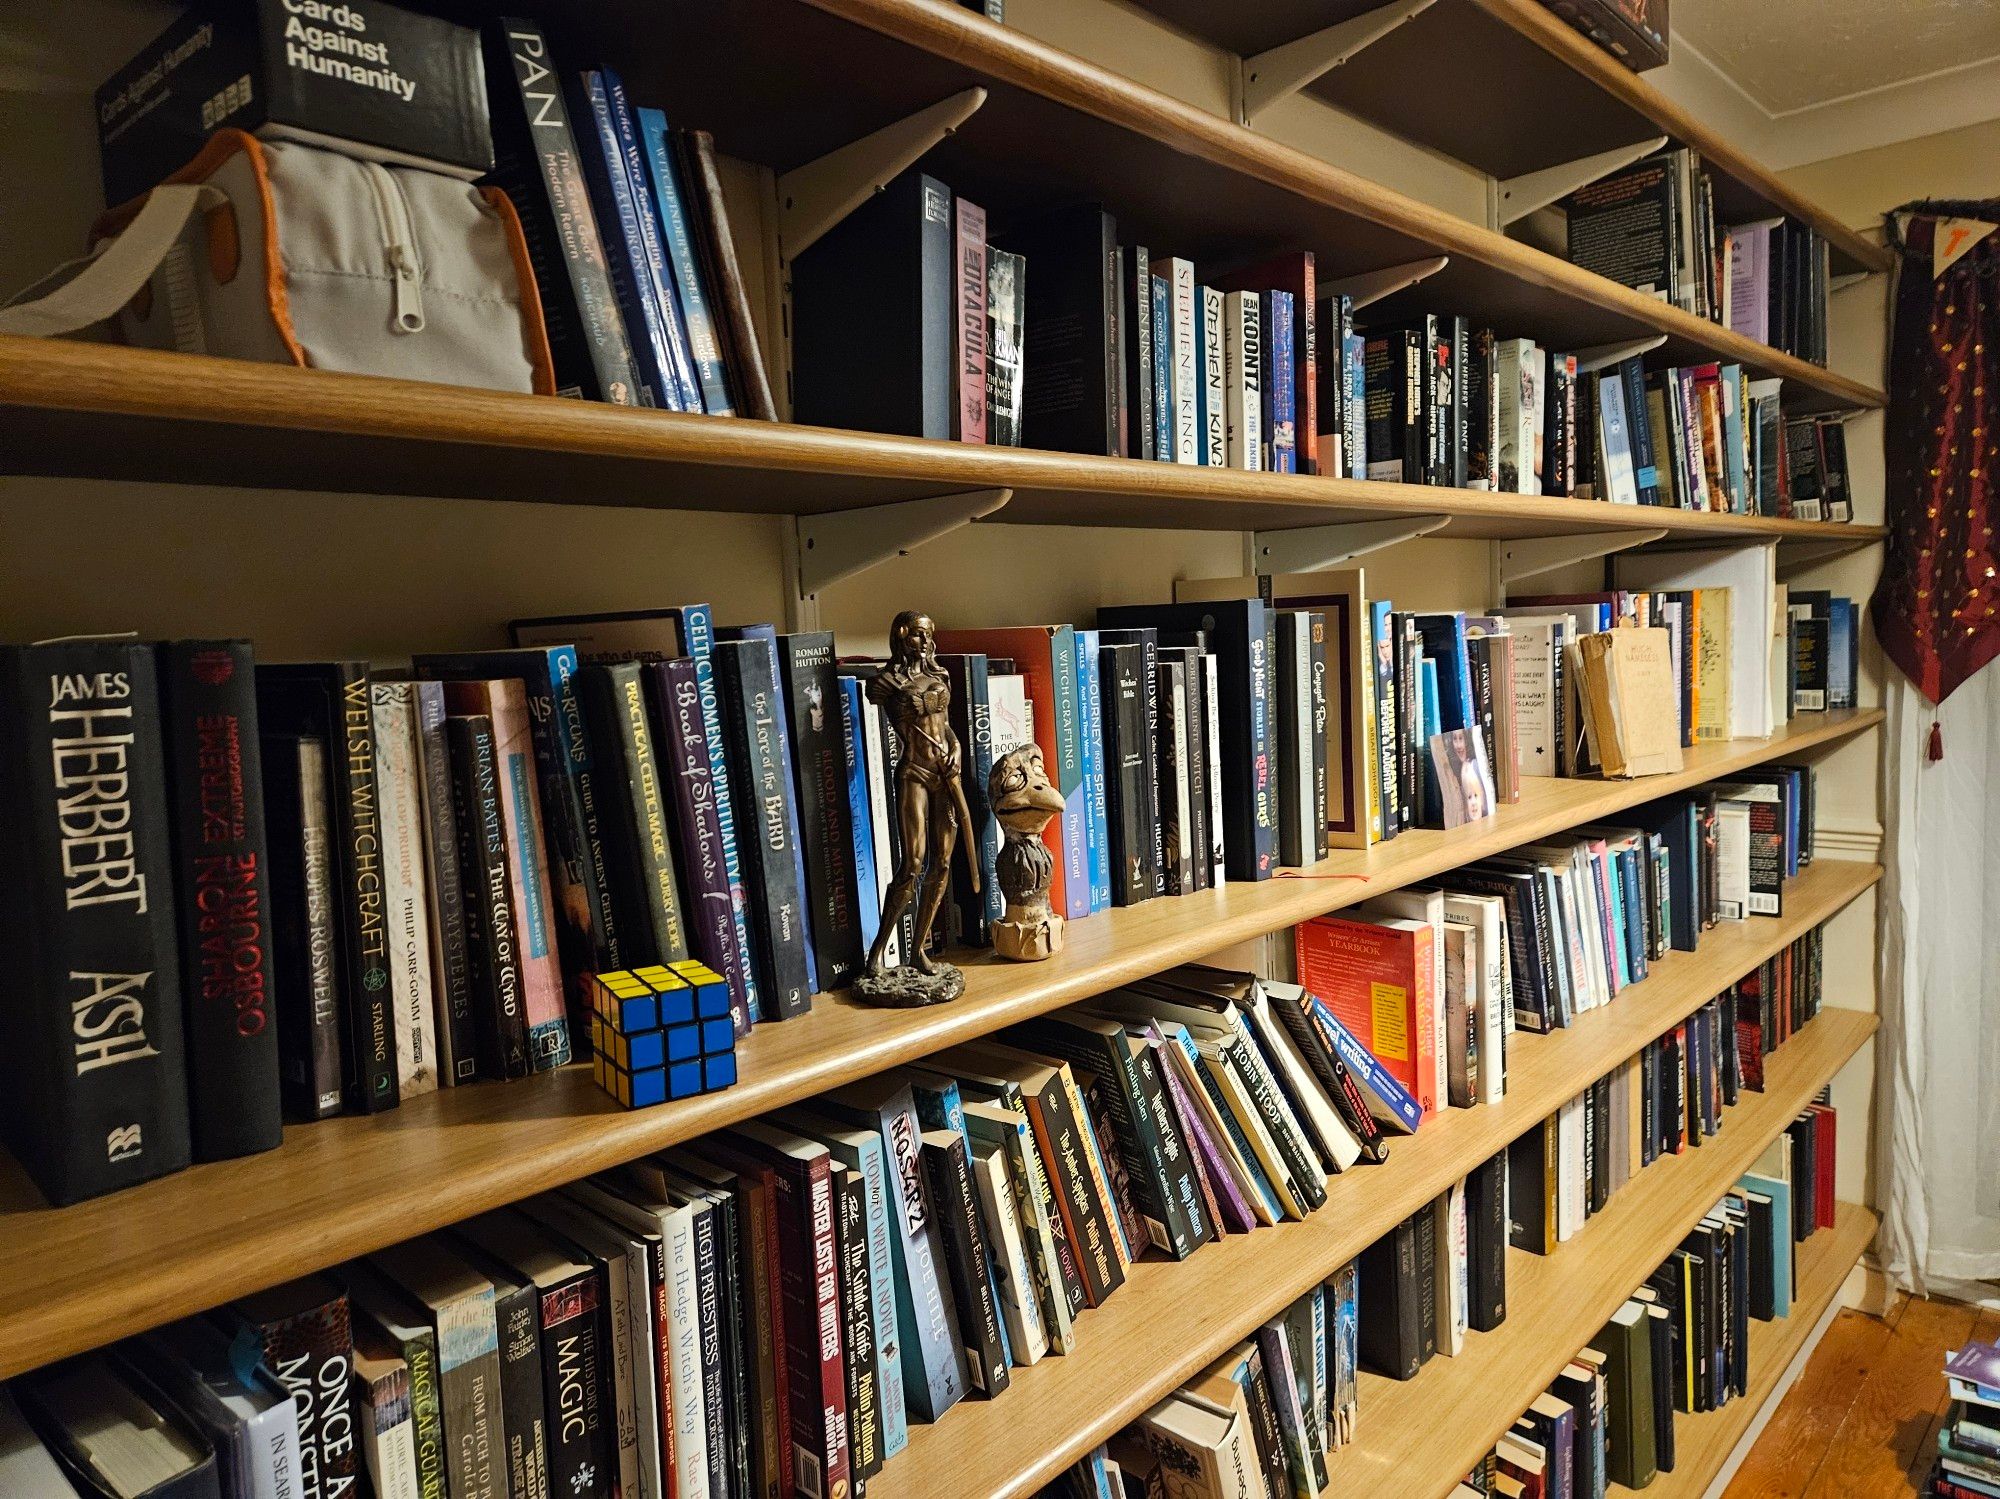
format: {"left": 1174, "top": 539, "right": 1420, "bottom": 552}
{"left": 1674, "top": 0, "right": 2000, "bottom": 115}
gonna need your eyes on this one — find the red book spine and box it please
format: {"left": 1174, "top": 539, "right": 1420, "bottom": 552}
{"left": 955, "top": 199, "right": 989, "bottom": 444}
{"left": 774, "top": 1154, "right": 849, "bottom": 1499}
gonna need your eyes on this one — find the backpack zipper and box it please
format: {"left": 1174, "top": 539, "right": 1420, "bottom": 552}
{"left": 362, "top": 160, "right": 425, "bottom": 334}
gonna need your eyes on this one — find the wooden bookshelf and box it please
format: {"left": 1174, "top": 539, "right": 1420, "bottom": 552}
{"left": 0, "top": 714, "right": 1878, "bottom": 1383}
{"left": 0, "top": 338, "right": 1886, "bottom": 547}
{"left": 871, "top": 985, "right": 1879, "bottom": 1498}
{"left": 1322, "top": 1011, "right": 1877, "bottom": 1495}
{"left": 531, "top": 0, "right": 1881, "bottom": 413}
{"left": 1631, "top": 1200, "right": 1880, "bottom": 1497}
{"left": 1117, "top": 0, "right": 1889, "bottom": 278}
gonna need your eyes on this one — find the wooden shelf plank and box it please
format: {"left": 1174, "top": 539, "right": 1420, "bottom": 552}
{"left": 1120, "top": 0, "right": 1887, "bottom": 277}
{"left": 1329, "top": 1011, "right": 1878, "bottom": 1495}
{"left": 0, "top": 712, "right": 1879, "bottom": 1382}
{"left": 761, "top": 0, "right": 1882, "bottom": 412}
{"left": 861, "top": 904, "right": 1879, "bottom": 1499}
{"left": 0, "top": 339, "right": 1887, "bottom": 546}
{"left": 1632, "top": 1200, "right": 1880, "bottom": 1498}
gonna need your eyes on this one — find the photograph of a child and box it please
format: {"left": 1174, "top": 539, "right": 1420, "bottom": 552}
{"left": 1430, "top": 726, "right": 1498, "bottom": 829}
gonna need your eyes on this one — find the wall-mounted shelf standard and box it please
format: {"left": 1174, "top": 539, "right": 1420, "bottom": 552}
{"left": 0, "top": 713, "right": 1880, "bottom": 1385}
{"left": 0, "top": 341, "right": 1887, "bottom": 558}
{"left": 1109, "top": 0, "right": 1891, "bottom": 278}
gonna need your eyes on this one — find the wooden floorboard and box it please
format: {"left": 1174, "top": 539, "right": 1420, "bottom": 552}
{"left": 1737, "top": 1291, "right": 1986, "bottom": 1499}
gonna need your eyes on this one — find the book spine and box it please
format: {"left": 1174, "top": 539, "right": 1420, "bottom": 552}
{"left": 412, "top": 685, "right": 476, "bottom": 1085}
{"left": 1270, "top": 290, "right": 1297, "bottom": 473}
{"left": 834, "top": 1169, "right": 886, "bottom": 1479}
{"left": 1150, "top": 275, "right": 1174, "bottom": 462}
{"left": 715, "top": 642, "right": 814, "bottom": 1018}
{"left": 1050, "top": 630, "right": 1089, "bottom": 923}
{"left": 676, "top": 129, "right": 779, "bottom": 420}
{"left": 400, "top": 1326, "right": 449, "bottom": 1499}
{"left": 1203, "top": 655, "right": 1226, "bottom": 887}
{"left": 478, "top": 686, "right": 569, "bottom": 1070}
{"left": 571, "top": 71, "right": 677, "bottom": 408}
{"left": 1159, "top": 664, "right": 1192, "bottom": 894}
{"left": 1126, "top": 247, "right": 1154, "bottom": 460}
{"left": 953, "top": 657, "right": 1003, "bottom": 942}
{"left": 447, "top": 715, "right": 530, "bottom": 1079}
{"left": 1308, "top": 614, "right": 1329, "bottom": 861}
{"left": 602, "top": 69, "right": 702, "bottom": 412}
{"left": 1296, "top": 259, "right": 1318, "bottom": 474}
{"left": 1224, "top": 290, "right": 1263, "bottom": 470}
{"left": 371, "top": 684, "right": 438, "bottom": 1098}
{"left": 659, "top": 1208, "right": 711, "bottom": 1499}
{"left": 1100, "top": 648, "right": 1147, "bottom": 907}
{"left": 0, "top": 643, "right": 191, "bottom": 1205}
{"left": 1168, "top": 260, "right": 1197, "bottom": 463}
{"left": 260, "top": 1296, "right": 360, "bottom": 1499}
{"left": 1077, "top": 634, "right": 1112, "bottom": 915}
{"left": 270, "top": 735, "right": 345, "bottom": 1118}
{"left": 1249, "top": 612, "right": 1277, "bottom": 878}
{"left": 159, "top": 640, "right": 281, "bottom": 1161}
{"left": 781, "top": 635, "right": 863, "bottom": 989}
{"left": 492, "top": 1280, "right": 550, "bottom": 1499}
{"left": 1201, "top": 285, "right": 1227, "bottom": 467}
{"left": 580, "top": 662, "right": 691, "bottom": 966}
{"left": 688, "top": 1205, "right": 732, "bottom": 1499}
{"left": 1276, "top": 617, "right": 1305, "bottom": 870}
{"left": 482, "top": 20, "right": 641, "bottom": 404}
{"left": 537, "top": 1271, "right": 609, "bottom": 1499}
{"left": 649, "top": 659, "right": 751, "bottom": 1033}
{"left": 674, "top": 606, "right": 759, "bottom": 1017}
{"left": 1026, "top": 1077, "right": 1124, "bottom": 1305}
{"left": 923, "top": 1134, "right": 1011, "bottom": 1398}
{"left": 838, "top": 679, "right": 884, "bottom": 965}
{"left": 955, "top": 199, "right": 989, "bottom": 443}
{"left": 323, "top": 665, "right": 397, "bottom": 1112}
{"left": 635, "top": 106, "right": 734, "bottom": 415}
{"left": 777, "top": 1156, "right": 851, "bottom": 1499}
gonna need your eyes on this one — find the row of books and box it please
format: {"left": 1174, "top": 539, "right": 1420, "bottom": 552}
{"left": 1461, "top": 1106, "right": 1837, "bottom": 1499}
{"left": 1563, "top": 146, "right": 1830, "bottom": 367}
{"left": 0, "top": 960, "right": 1422, "bottom": 1499}
{"left": 1061, "top": 1272, "right": 1361, "bottom": 1499}
{"left": 1932, "top": 1339, "right": 2000, "bottom": 1498}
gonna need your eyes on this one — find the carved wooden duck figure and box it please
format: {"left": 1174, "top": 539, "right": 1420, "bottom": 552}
{"left": 988, "top": 743, "right": 1067, "bottom": 961}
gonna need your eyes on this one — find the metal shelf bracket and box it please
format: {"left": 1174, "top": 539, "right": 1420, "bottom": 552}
{"left": 1232, "top": 0, "right": 1438, "bottom": 127}
{"left": 778, "top": 88, "right": 987, "bottom": 260}
{"left": 794, "top": 487, "right": 1012, "bottom": 600}
{"left": 1321, "top": 255, "right": 1450, "bottom": 311}
{"left": 1250, "top": 515, "right": 1449, "bottom": 575}
{"left": 1499, "top": 527, "right": 1669, "bottom": 586}
{"left": 1571, "top": 335, "right": 1668, "bottom": 374}
{"left": 1493, "top": 135, "right": 1668, "bottom": 227}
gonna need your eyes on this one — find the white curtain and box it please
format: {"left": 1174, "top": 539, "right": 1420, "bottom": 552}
{"left": 1875, "top": 668, "right": 2000, "bottom": 1294}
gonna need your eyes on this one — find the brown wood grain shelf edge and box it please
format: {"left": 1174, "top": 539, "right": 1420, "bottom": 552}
{"left": 1626, "top": 1200, "right": 1881, "bottom": 1498}
{"left": 864, "top": 887, "right": 1879, "bottom": 1499}
{"left": 0, "top": 339, "right": 1888, "bottom": 546}
{"left": 1330, "top": 1009, "right": 1878, "bottom": 1494}
{"left": 1468, "top": 0, "right": 1892, "bottom": 277}
{"left": 803, "top": 0, "right": 1886, "bottom": 412}
{"left": 0, "top": 712, "right": 1879, "bottom": 1382}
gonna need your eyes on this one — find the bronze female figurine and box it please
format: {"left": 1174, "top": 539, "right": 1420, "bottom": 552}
{"left": 853, "top": 610, "right": 980, "bottom": 1007}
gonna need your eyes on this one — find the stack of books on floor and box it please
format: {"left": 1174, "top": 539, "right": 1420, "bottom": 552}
{"left": 1560, "top": 146, "right": 1830, "bottom": 367}
{"left": 1933, "top": 1340, "right": 2000, "bottom": 1498}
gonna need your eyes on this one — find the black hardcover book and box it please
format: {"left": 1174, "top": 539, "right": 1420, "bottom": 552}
{"left": 921, "top": 1129, "right": 1012, "bottom": 1398}
{"left": 793, "top": 169, "right": 954, "bottom": 439}
{"left": 833, "top": 1164, "right": 886, "bottom": 1483}
{"left": 712, "top": 640, "right": 813, "bottom": 1018}
{"left": 1097, "top": 642, "right": 1151, "bottom": 907}
{"left": 1444, "top": 318, "right": 1467, "bottom": 487}
{"left": 0, "top": 642, "right": 191, "bottom": 1206}
{"left": 577, "top": 661, "right": 691, "bottom": 967}
{"left": 158, "top": 640, "right": 281, "bottom": 1162}
{"left": 256, "top": 661, "right": 397, "bottom": 1113}
{"left": 939, "top": 653, "right": 1003, "bottom": 949}
{"left": 1545, "top": 351, "right": 1576, "bottom": 497}
{"left": 1647, "top": 1301, "right": 1678, "bottom": 1470}
{"left": 1123, "top": 245, "right": 1156, "bottom": 460}
{"left": 993, "top": 202, "right": 1122, "bottom": 455}
{"left": 1590, "top": 1072, "right": 1613, "bottom": 1215}
{"left": 481, "top": 19, "right": 640, "bottom": 404}
{"left": 260, "top": 731, "right": 346, "bottom": 1120}
{"left": 1275, "top": 611, "right": 1309, "bottom": 870}
{"left": 779, "top": 632, "right": 863, "bottom": 989}
{"left": 1356, "top": 1215, "right": 1424, "bottom": 1380}
{"left": 1240, "top": 1342, "right": 1291, "bottom": 1499}
{"left": 1412, "top": 1197, "right": 1439, "bottom": 1361}
{"left": 1508, "top": 1115, "right": 1559, "bottom": 1254}
{"left": 1362, "top": 329, "right": 1425, "bottom": 484}
{"left": 446, "top": 714, "right": 531, "bottom": 1079}
{"left": 698, "top": 1177, "right": 756, "bottom": 1499}
{"left": 467, "top": 1246, "right": 550, "bottom": 1498}
{"left": 1097, "top": 628, "right": 1163, "bottom": 896}
{"left": 1266, "top": 986, "right": 1388, "bottom": 1164}
{"left": 1464, "top": 1149, "right": 1509, "bottom": 1331}
{"left": 1097, "top": 600, "right": 1272, "bottom": 881}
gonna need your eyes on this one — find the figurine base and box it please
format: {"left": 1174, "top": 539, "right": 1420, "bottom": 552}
{"left": 850, "top": 963, "right": 967, "bottom": 1009}
{"left": 992, "top": 910, "right": 1064, "bottom": 962}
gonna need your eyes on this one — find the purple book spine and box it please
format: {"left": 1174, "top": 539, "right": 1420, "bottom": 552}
{"left": 646, "top": 658, "right": 753, "bottom": 1035}
{"left": 1142, "top": 1021, "right": 1257, "bottom": 1234}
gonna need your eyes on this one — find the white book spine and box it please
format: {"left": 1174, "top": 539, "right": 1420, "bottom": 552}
{"left": 624, "top": 1240, "right": 665, "bottom": 1499}
{"left": 1527, "top": 345, "right": 1547, "bottom": 496}
{"left": 600, "top": 1238, "right": 641, "bottom": 1499}
{"left": 1200, "top": 285, "right": 1226, "bottom": 467}
{"left": 247, "top": 1390, "right": 303, "bottom": 1499}
{"left": 410, "top": 680, "right": 468, "bottom": 1087}
{"left": 664, "top": 1206, "right": 711, "bottom": 1499}
{"left": 970, "top": 1145, "right": 1049, "bottom": 1364}
{"left": 362, "top": 1402, "right": 422, "bottom": 1499}
{"left": 371, "top": 684, "right": 438, "bottom": 1096}
{"left": 1170, "top": 258, "right": 1198, "bottom": 464}
{"left": 1223, "top": 290, "right": 1262, "bottom": 471}
{"left": 1440, "top": 1183, "right": 1468, "bottom": 1357}
{"left": 1203, "top": 654, "right": 1225, "bottom": 886}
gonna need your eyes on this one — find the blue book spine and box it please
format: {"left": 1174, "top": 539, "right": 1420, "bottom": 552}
{"left": 1174, "top": 1030, "right": 1282, "bottom": 1223}
{"left": 601, "top": 71, "right": 701, "bottom": 413}
{"left": 720, "top": 624, "right": 820, "bottom": 994}
{"left": 1602, "top": 853, "right": 1630, "bottom": 990}
{"left": 1270, "top": 290, "right": 1297, "bottom": 474}
{"left": 1345, "top": 331, "right": 1368, "bottom": 479}
{"left": 1149, "top": 276, "right": 1174, "bottom": 462}
{"left": 672, "top": 604, "right": 762, "bottom": 1024}
{"left": 1309, "top": 998, "right": 1424, "bottom": 1132}
{"left": 1828, "top": 600, "right": 1855, "bottom": 708}
{"left": 839, "top": 677, "right": 880, "bottom": 959}
{"left": 869, "top": 1089, "right": 968, "bottom": 1421}
{"left": 1075, "top": 630, "right": 1112, "bottom": 914}
{"left": 1719, "top": 365, "right": 1748, "bottom": 512}
{"left": 1049, "top": 627, "right": 1091, "bottom": 923}
{"left": 840, "top": 1127, "right": 911, "bottom": 1456}
{"left": 574, "top": 72, "right": 680, "bottom": 411}
{"left": 1621, "top": 359, "right": 1659, "bottom": 503}
{"left": 636, "top": 106, "right": 735, "bottom": 416}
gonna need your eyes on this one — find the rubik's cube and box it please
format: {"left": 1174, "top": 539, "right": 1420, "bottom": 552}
{"left": 587, "top": 961, "right": 738, "bottom": 1108}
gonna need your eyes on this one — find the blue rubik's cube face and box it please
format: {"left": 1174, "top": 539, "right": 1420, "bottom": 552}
{"left": 586, "top": 963, "right": 738, "bottom": 1108}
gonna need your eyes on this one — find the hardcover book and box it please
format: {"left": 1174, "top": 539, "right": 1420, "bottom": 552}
{"left": 410, "top": 683, "right": 475, "bottom": 1087}
{"left": 225, "top": 1275, "right": 359, "bottom": 1499}
{"left": 261, "top": 733, "right": 346, "bottom": 1118}
{"left": 779, "top": 632, "right": 864, "bottom": 988}
{"left": 446, "top": 714, "right": 530, "bottom": 1079}
{"left": 994, "top": 203, "right": 1122, "bottom": 455}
